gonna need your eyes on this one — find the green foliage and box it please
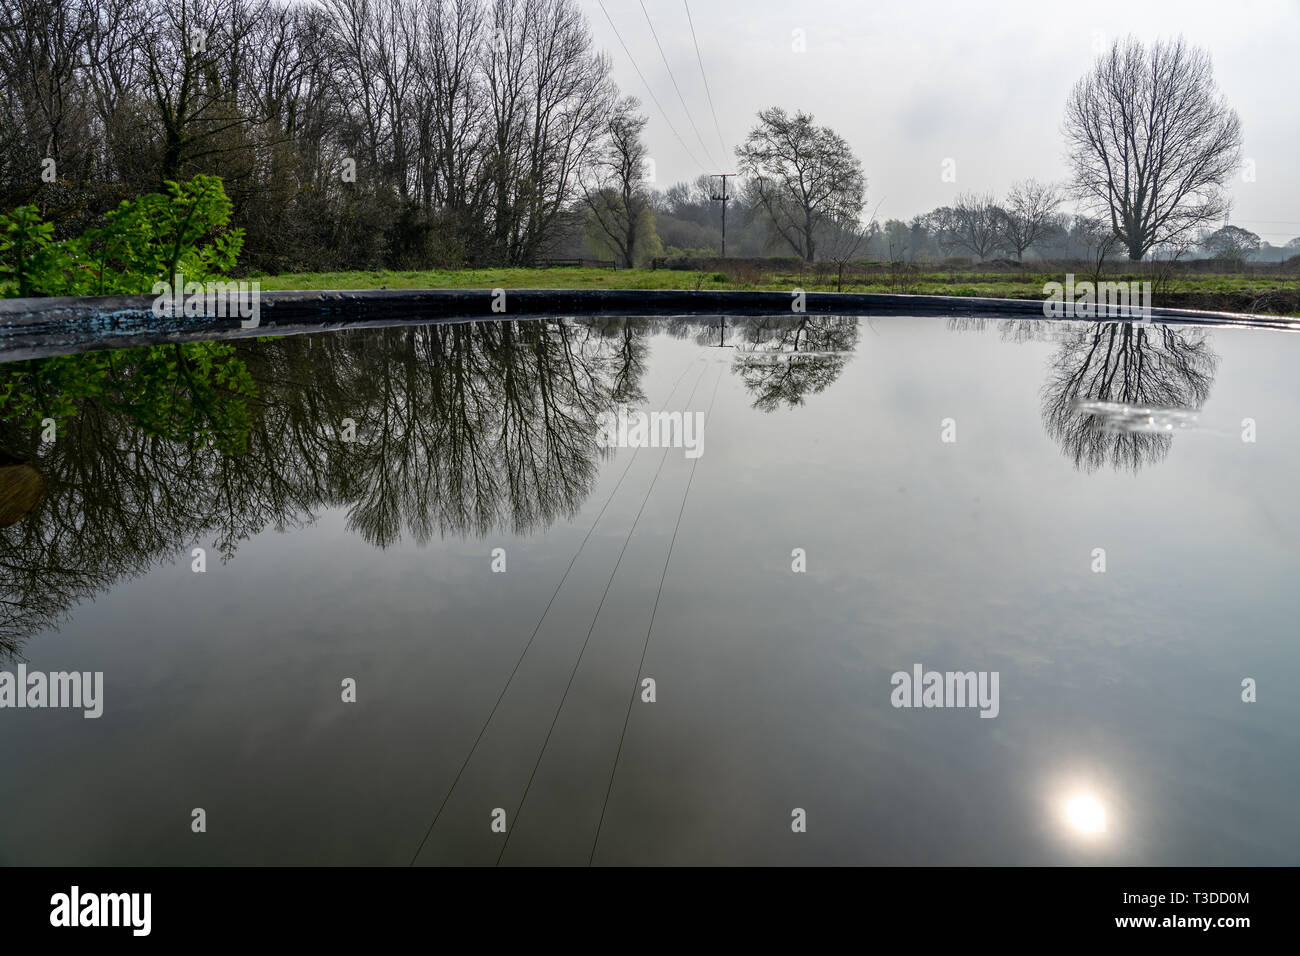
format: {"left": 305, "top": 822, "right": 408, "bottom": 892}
{"left": 0, "top": 175, "right": 243, "bottom": 297}
{"left": 0, "top": 174, "right": 254, "bottom": 454}
{"left": 0, "top": 206, "right": 74, "bottom": 297}
{"left": 0, "top": 342, "right": 257, "bottom": 455}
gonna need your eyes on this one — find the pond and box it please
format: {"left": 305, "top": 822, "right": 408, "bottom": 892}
{"left": 0, "top": 315, "right": 1297, "bottom": 865}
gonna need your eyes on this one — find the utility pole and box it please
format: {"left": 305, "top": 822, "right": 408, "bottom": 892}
{"left": 710, "top": 173, "right": 735, "bottom": 258}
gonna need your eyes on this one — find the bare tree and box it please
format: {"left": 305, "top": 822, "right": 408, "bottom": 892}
{"left": 0, "top": 0, "right": 616, "bottom": 270}
{"left": 135, "top": 0, "right": 275, "bottom": 183}
{"left": 735, "top": 107, "right": 865, "bottom": 262}
{"left": 580, "top": 97, "right": 653, "bottom": 267}
{"left": 483, "top": 0, "right": 614, "bottom": 265}
{"left": 1064, "top": 36, "right": 1243, "bottom": 261}
{"left": 818, "top": 199, "right": 883, "bottom": 290}
{"left": 932, "top": 192, "right": 1005, "bottom": 260}
{"left": 415, "top": 0, "right": 489, "bottom": 217}
{"left": 0, "top": 0, "right": 99, "bottom": 176}
{"left": 998, "top": 179, "right": 1061, "bottom": 261}
{"left": 321, "top": 0, "right": 410, "bottom": 188}
{"left": 1074, "top": 214, "right": 1122, "bottom": 284}
{"left": 1042, "top": 323, "right": 1217, "bottom": 473}
{"left": 820, "top": 216, "right": 869, "bottom": 291}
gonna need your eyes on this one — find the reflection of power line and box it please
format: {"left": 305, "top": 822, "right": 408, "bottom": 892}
{"left": 589, "top": 363, "right": 724, "bottom": 867}
{"left": 407, "top": 432, "right": 641, "bottom": 866}
{"left": 638, "top": 0, "right": 717, "bottom": 167}
{"left": 683, "top": 0, "right": 726, "bottom": 158}
{"left": 408, "top": 356, "right": 698, "bottom": 867}
{"left": 498, "top": 361, "right": 712, "bottom": 867}
{"left": 596, "top": 0, "right": 705, "bottom": 170}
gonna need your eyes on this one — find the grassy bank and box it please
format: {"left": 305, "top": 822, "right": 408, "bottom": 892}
{"left": 256, "top": 265, "right": 1300, "bottom": 316}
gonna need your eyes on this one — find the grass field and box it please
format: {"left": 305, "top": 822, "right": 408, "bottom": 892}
{"left": 256, "top": 265, "right": 1300, "bottom": 316}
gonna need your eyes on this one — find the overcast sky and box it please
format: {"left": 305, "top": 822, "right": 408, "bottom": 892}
{"left": 585, "top": 0, "right": 1300, "bottom": 244}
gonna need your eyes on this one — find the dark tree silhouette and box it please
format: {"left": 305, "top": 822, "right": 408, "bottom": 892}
{"left": 728, "top": 316, "right": 859, "bottom": 411}
{"left": 0, "top": 318, "right": 649, "bottom": 657}
{"left": 1041, "top": 323, "right": 1218, "bottom": 472}
{"left": 1064, "top": 36, "right": 1242, "bottom": 261}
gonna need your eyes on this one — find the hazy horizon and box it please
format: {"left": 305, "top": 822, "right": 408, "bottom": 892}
{"left": 588, "top": 0, "right": 1300, "bottom": 242}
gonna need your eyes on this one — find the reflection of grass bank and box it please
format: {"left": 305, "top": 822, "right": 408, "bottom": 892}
{"left": 257, "top": 265, "right": 1300, "bottom": 316}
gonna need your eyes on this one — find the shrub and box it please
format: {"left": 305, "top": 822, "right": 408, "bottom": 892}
{"left": 0, "top": 174, "right": 257, "bottom": 453}
{"left": 0, "top": 174, "right": 242, "bottom": 297}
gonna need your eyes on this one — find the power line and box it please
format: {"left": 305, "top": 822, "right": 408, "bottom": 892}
{"left": 637, "top": 0, "right": 717, "bottom": 168}
{"left": 596, "top": 0, "right": 706, "bottom": 171}
{"left": 496, "top": 360, "right": 711, "bottom": 867}
{"left": 408, "top": 444, "right": 640, "bottom": 866}
{"left": 682, "top": 0, "right": 726, "bottom": 158}
{"left": 408, "top": 356, "right": 697, "bottom": 866}
{"left": 588, "top": 363, "right": 723, "bottom": 867}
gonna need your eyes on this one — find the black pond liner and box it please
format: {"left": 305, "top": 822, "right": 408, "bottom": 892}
{"left": 1, "top": 288, "right": 1296, "bottom": 362}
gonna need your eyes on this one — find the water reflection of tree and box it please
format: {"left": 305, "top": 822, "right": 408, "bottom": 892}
{"left": 727, "top": 316, "right": 860, "bottom": 411}
{"left": 0, "top": 320, "right": 648, "bottom": 657}
{"left": 658, "top": 314, "right": 860, "bottom": 409}
{"left": 337, "top": 321, "right": 620, "bottom": 545}
{"left": 1041, "top": 323, "right": 1218, "bottom": 472}
{"left": 584, "top": 318, "right": 650, "bottom": 405}
{"left": 947, "top": 316, "right": 1070, "bottom": 344}
{"left": 0, "top": 342, "right": 262, "bottom": 657}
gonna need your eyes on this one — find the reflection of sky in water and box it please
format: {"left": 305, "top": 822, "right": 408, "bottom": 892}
{"left": 0, "top": 317, "right": 1297, "bottom": 865}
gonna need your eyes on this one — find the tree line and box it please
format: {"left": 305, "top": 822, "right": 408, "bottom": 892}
{"left": 1, "top": 0, "right": 621, "bottom": 272}
{"left": 2, "top": 6, "right": 1287, "bottom": 273}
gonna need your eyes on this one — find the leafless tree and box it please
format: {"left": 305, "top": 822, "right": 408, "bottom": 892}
{"left": 483, "top": 0, "right": 614, "bottom": 264}
{"left": 580, "top": 96, "right": 652, "bottom": 267}
{"left": 934, "top": 192, "right": 1005, "bottom": 260}
{"left": 998, "top": 179, "right": 1061, "bottom": 261}
{"left": 414, "top": 0, "right": 489, "bottom": 216}
{"left": 1042, "top": 323, "right": 1217, "bottom": 473}
{"left": 1074, "top": 214, "right": 1122, "bottom": 284}
{"left": 735, "top": 107, "right": 865, "bottom": 262}
{"left": 0, "top": 0, "right": 617, "bottom": 269}
{"left": 1064, "top": 36, "right": 1243, "bottom": 261}
{"left": 322, "top": 0, "right": 414, "bottom": 189}
{"left": 0, "top": 0, "right": 99, "bottom": 176}
{"left": 818, "top": 199, "right": 883, "bottom": 290}
{"left": 133, "top": 0, "right": 276, "bottom": 183}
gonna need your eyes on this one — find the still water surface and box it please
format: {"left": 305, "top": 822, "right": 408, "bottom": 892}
{"left": 0, "top": 315, "right": 1297, "bottom": 865}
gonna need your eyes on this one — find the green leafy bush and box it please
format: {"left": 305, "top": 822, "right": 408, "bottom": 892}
{"left": 0, "top": 206, "right": 74, "bottom": 297}
{"left": 0, "top": 175, "right": 256, "bottom": 454}
{"left": 0, "top": 174, "right": 243, "bottom": 297}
